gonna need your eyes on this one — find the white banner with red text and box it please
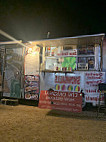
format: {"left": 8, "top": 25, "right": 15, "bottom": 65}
{"left": 84, "top": 72, "right": 105, "bottom": 105}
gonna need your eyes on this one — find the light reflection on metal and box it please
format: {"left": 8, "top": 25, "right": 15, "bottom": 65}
{"left": 27, "top": 45, "right": 40, "bottom": 55}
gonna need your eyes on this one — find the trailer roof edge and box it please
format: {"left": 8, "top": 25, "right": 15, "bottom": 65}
{"left": 29, "top": 33, "right": 105, "bottom": 43}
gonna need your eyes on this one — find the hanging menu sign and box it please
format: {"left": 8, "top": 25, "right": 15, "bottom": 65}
{"left": 24, "top": 75, "right": 39, "bottom": 100}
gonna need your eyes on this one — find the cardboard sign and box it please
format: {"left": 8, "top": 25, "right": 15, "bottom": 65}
{"left": 39, "top": 91, "right": 82, "bottom": 112}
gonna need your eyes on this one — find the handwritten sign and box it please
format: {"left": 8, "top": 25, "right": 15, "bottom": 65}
{"left": 55, "top": 75, "right": 81, "bottom": 92}
{"left": 39, "top": 91, "right": 82, "bottom": 112}
{"left": 84, "top": 72, "right": 105, "bottom": 105}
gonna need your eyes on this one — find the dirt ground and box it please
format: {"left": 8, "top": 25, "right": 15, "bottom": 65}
{"left": 0, "top": 104, "right": 106, "bottom": 142}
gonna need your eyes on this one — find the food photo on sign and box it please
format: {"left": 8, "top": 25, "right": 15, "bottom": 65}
{"left": 25, "top": 93, "right": 38, "bottom": 100}
{"left": 54, "top": 75, "right": 81, "bottom": 92}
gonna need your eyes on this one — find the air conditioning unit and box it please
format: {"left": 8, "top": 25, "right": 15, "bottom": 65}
{"left": 78, "top": 63, "right": 88, "bottom": 70}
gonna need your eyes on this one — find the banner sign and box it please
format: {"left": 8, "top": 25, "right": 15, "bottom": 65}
{"left": 24, "top": 75, "right": 39, "bottom": 100}
{"left": 57, "top": 49, "right": 77, "bottom": 57}
{"left": 84, "top": 72, "right": 105, "bottom": 104}
{"left": 55, "top": 75, "right": 81, "bottom": 92}
{"left": 39, "top": 90, "right": 82, "bottom": 112}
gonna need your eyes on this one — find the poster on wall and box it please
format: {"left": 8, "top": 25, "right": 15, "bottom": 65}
{"left": 39, "top": 90, "right": 82, "bottom": 112}
{"left": 84, "top": 72, "right": 105, "bottom": 105}
{"left": 61, "top": 57, "right": 76, "bottom": 71}
{"left": 24, "top": 75, "right": 39, "bottom": 100}
{"left": 3, "top": 48, "right": 23, "bottom": 98}
{"left": 55, "top": 75, "right": 81, "bottom": 92}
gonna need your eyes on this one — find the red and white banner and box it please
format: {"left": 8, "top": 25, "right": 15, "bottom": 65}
{"left": 57, "top": 49, "right": 77, "bottom": 57}
{"left": 39, "top": 91, "right": 82, "bottom": 112}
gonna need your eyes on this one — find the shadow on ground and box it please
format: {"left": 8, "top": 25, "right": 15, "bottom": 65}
{"left": 46, "top": 109, "right": 106, "bottom": 121}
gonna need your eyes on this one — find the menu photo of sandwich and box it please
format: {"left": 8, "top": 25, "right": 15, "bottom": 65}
{"left": 25, "top": 86, "right": 32, "bottom": 92}
{"left": 25, "top": 85, "right": 39, "bottom": 92}
{"left": 25, "top": 93, "right": 31, "bottom": 99}
{"left": 25, "top": 93, "right": 39, "bottom": 100}
{"left": 27, "top": 75, "right": 39, "bottom": 82}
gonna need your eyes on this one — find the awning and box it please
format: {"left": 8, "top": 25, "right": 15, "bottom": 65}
{"left": 29, "top": 33, "right": 105, "bottom": 47}
{"left": 0, "top": 41, "right": 22, "bottom": 45}
{"left": 0, "top": 40, "right": 27, "bottom": 49}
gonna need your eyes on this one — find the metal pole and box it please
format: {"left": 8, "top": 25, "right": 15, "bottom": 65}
{"left": 100, "top": 38, "right": 103, "bottom": 71}
{"left": 1, "top": 48, "right": 6, "bottom": 98}
{"left": 38, "top": 47, "right": 41, "bottom": 104}
{"left": 21, "top": 47, "right": 25, "bottom": 99}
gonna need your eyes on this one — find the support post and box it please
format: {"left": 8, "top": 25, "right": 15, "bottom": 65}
{"left": 100, "top": 38, "right": 103, "bottom": 71}
{"left": 21, "top": 47, "right": 25, "bottom": 99}
{"left": 1, "top": 48, "right": 6, "bottom": 98}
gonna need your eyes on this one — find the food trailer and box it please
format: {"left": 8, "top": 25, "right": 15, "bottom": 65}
{"left": 0, "top": 33, "right": 106, "bottom": 111}
{"left": 28, "top": 33, "right": 106, "bottom": 111}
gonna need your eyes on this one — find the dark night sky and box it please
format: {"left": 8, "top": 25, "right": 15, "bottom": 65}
{"left": 0, "top": 0, "right": 106, "bottom": 41}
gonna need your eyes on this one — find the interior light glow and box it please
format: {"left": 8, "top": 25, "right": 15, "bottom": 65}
{"left": 28, "top": 48, "right": 32, "bottom": 53}
{"left": 32, "top": 52, "right": 37, "bottom": 55}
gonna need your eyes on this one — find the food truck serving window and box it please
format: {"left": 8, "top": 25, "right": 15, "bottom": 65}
{"left": 44, "top": 42, "right": 101, "bottom": 71}
{"left": 45, "top": 46, "right": 77, "bottom": 71}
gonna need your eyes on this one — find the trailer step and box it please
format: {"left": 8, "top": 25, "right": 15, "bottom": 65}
{"left": 1, "top": 99, "right": 19, "bottom": 106}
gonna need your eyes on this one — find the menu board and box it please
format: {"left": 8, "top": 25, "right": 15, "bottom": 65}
{"left": 24, "top": 75, "right": 39, "bottom": 100}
